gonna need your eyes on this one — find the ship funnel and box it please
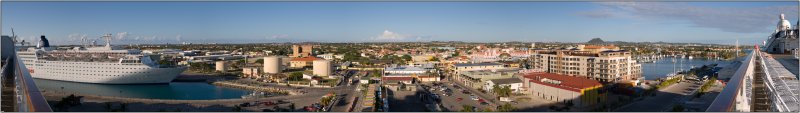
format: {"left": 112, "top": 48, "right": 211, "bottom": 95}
{"left": 36, "top": 35, "right": 50, "bottom": 48}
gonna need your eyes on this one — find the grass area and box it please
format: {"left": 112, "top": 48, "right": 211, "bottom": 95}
{"left": 696, "top": 77, "right": 718, "bottom": 97}
{"left": 515, "top": 97, "right": 532, "bottom": 102}
{"left": 655, "top": 76, "right": 682, "bottom": 89}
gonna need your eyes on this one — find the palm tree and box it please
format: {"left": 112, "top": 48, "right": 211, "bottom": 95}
{"left": 492, "top": 84, "right": 512, "bottom": 97}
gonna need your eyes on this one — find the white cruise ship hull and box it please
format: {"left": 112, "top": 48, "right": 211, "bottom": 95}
{"left": 22, "top": 60, "right": 187, "bottom": 84}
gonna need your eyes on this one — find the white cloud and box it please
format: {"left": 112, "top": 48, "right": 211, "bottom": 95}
{"left": 373, "top": 30, "right": 405, "bottom": 40}
{"left": 115, "top": 32, "right": 128, "bottom": 40}
{"left": 579, "top": 2, "right": 799, "bottom": 33}
{"left": 266, "top": 34, "right": 289, "bottom": 40}
{"left": 370, "top": 30, "right": 433, "bottom": 42}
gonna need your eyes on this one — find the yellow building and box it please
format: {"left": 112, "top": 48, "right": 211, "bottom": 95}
{"left": 289, "top": 56, "right": 321, "bottom": 68}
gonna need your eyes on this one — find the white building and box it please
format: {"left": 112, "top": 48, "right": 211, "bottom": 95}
{"left": 317, "top": 53, "right": 344, "bottom": 60}
{"left": 484, "top": 78, "right": 523, "bottom": 93}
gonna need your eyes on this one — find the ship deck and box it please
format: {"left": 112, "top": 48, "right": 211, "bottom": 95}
{"left": 761, "top": 53, "right": 799, "bottom": 112}
{"left": 769, "top": 54, "right": 799, "bottom": 76}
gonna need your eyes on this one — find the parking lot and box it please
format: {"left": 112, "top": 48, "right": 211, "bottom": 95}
{"left": 421, "top": 81, "right": 495, "bottom": 111}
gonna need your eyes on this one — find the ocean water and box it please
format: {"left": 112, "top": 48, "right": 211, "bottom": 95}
{"left": 34, "top": 79, "right": 253, "bottom": 100}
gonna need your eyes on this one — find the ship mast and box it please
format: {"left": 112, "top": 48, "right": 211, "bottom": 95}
{"left": 103, "top": 33, "right": 113, "bottom": 48}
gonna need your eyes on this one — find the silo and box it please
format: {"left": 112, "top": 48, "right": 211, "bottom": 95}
{"left": 215, "top": 61, "right": 227, "bottom": 72}
{"left": 263, "top": 56, "right": 282, "bottom": 74}
{"left": 313, "top": 60, "right": 332, "bottom": 76}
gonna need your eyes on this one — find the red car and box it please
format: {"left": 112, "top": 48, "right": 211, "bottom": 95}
{"left": 263, "top": 101, "right": 276, "bottom": 106}
{"left": 457, "top": 98, "right": 463, "bottom": 101}
{"left": 478, "top": 99, "right": 485, "bottom": 102}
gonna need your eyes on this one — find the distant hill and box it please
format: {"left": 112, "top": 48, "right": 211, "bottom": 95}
{"left": 587, "top": 38, "right": 605, "bottom": 44}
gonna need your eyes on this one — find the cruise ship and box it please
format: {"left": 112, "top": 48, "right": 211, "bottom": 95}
{"left": 16, "top": 34, "right": 187, "bottom": 84}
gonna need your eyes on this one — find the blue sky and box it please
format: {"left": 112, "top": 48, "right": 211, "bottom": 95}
{"left": 2, "top": 2, "right": 798, "bottom": 45}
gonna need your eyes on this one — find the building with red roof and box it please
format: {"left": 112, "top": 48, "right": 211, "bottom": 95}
{"left": 521, "top": 72, "right": 604, "bottom": 108}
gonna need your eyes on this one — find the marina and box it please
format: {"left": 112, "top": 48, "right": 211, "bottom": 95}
{"left": 640, "top": 56, "right": 737, "bottom": 80}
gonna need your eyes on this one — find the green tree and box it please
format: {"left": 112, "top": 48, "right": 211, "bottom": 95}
{"left": 254, "top": 59, "right": 264, "bottom": 64}
{"left": 288, "top": 72, "right": 304, "bottom": 81}
{"left": 401, "top": 54, "right": 412, "bottom": 61}
{"left": 188, "top": 62, "right": 212, "bottom": 72}
{"left": 371, "top": 70, "right": 382, "bottom": 77}
{"left": 460, "top": 105, "right": 475, "bottom": 112}
{"left": 492, "top": 84, "right": 512, "bottom": 97}
{"left": 321, "top": 92, "right": 337, "bottom": 107}
{"left": 497, "top": 103, "right": 517, "bottom": 112}
{"left": 428, "top": 57, "right": 439, "bottom": 61}
{"left": 343, "top": 53, "right": 361, "bottom": 62}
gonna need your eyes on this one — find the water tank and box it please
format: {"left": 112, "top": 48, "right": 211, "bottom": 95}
{"left": 263, "top": 56, "right": 282, "bottom": 74}
{"left": 215, "top": 61, "right": 227, "bottom": 72}
{"left": 313, "top": 60, "right": 332, "bottom": 76}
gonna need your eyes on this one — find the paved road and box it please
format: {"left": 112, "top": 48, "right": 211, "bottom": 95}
{"left": 615, "top": 79, "right": 703, "bottom": 112}
{"left": 448, "top": 77, "right": 498, "bottom": 105}
{"left": 432, "top": 79, "right": 496, "bottom": 111}
{"left": 386, "top": 87, "right": 429, "bottom": 112}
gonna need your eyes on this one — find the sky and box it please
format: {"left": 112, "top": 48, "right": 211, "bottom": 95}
{"left": 1, "top": 1, "right": 798, "bottom": 45}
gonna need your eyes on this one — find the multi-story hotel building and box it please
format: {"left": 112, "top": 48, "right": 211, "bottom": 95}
{"left": 530, "top": 45, "right": 642, "bottom": 83}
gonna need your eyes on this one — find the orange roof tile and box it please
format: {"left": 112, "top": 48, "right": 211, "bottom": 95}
{"left": 290, "top": 56, "right": 321, "bottom": 62}
{"left": 523, "top": 72, "right": 602, "bottom": 92}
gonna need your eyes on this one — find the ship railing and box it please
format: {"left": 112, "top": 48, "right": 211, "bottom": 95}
{"left": 706, "top": 51, "right": 756, "bottom": 112}
{"left": 1, "top": 56, "right": 52, "bottom": 112}
{"left": 1, "top": 35, "right": 53, "bottom": 112}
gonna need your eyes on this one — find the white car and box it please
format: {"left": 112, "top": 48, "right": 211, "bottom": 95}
{"left": 470, "top": 95, "right": 479, "bottom": 100}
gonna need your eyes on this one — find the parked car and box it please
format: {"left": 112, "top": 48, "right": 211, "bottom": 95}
{"left": 240, "top": 102, "right": 251, "bottom": 107}
{"left": 263, "top": 101, "right": 276, "bottom": 106}
{"left": 276, "top": 100, "right": 289, "bottom": 104}
{"left": 480, "top": 102, "right": 489, "bottom": 105}
{"left": 462, "top": 90, "right": 471, "bottom": 94}
{"left": 470, "top": 95, "right": 479, "bottom": 100}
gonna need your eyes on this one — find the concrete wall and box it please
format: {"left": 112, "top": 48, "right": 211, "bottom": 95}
{"left": 215, "top": 61, "right": 227, "bottom": 72}
{"left": 263, "top": 56, "right": 282, "bottom": 74}
{"left": 313, "top": 60, "right": 332, "bottom": 76}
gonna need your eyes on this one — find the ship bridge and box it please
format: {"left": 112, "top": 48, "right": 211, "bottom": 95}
{"left": 1, "top": 36, "right": 52, "bottom": 112}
